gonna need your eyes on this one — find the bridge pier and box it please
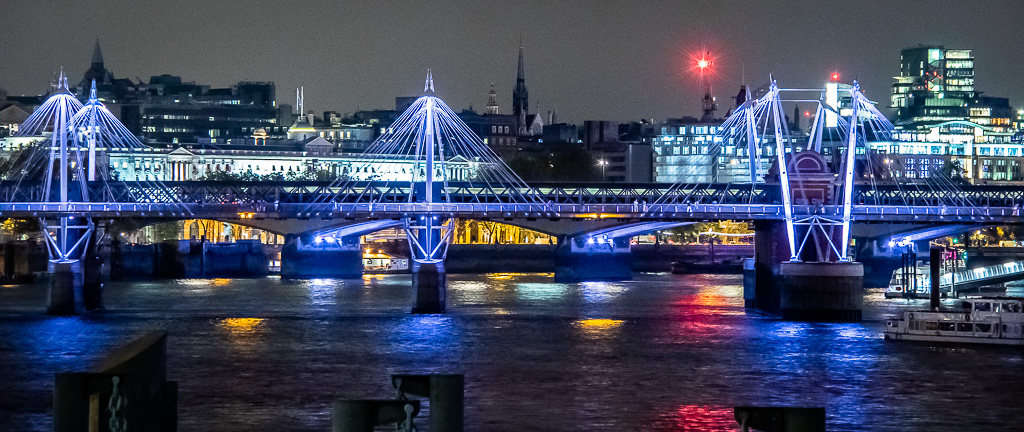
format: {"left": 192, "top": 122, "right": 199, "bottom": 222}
{"left": 744, "top": 221, "right": 863, "bottom": 321}
{"left": 281, "top": 234, "right": 363, "bottom": 278}
{"left": 47, "top": 260, "right": 85, "bottom": 315}
{"left": 411, "top": 261, "right": 446, "bottom": 314}
{"left": 553, "top": 235, "right": 632, "bottom": 282}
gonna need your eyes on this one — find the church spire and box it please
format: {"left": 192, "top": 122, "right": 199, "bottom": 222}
{"left": 91, "top": 39, "right": 104, "bottom": 66}
{"left": 513, "top": 43, "right": 529, "bottom": 135}
{"left": 486, "top": 83, "right": 498, "bottom": 114}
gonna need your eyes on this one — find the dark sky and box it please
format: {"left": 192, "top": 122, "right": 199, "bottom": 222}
{"left": 2, "top": 0, "right": 1022, "bottom": 123}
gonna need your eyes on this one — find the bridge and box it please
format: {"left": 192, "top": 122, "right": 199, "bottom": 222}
{"left": 935, "top": 260, "right": 1024, "bottom": 294}
{"left": 0, "top": 72, "right": 1006, "bottom": 320}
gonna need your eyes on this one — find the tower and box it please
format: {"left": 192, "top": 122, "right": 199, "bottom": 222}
{"left": 80, "top": 39, "right": 114, "bottom": 89}
{"left": 485, "top": 83, "right": 499, "bottom": 114}
{"left": 512, "top": 44, "right": 529, "bottom": 135}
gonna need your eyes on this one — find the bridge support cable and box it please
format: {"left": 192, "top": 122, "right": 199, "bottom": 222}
{"left": 2, "top": 76, "right": 190, "bottom": 313}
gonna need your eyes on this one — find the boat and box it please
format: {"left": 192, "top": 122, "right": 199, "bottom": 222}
{"left": 884, "top": 256, "right": 968, "bottom": 299}
{"left": 363, "top": 251, "right": 410, "bottom": 274}
{"left": 884, "top": 262, "right": 930, "bottom": 298}
{"left": 884, "top": 297, "right": 1024, "bottom": 345}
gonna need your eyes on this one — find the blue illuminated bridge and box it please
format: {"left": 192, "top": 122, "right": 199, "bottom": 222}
{"left": 6, "top": 73, "right": 1023, "bottom": 316}
{"left": 0, "top": 181, "right": 1022, "bottom": 224}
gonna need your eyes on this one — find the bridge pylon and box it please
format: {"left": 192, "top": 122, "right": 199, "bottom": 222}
{"left": 308, "top": 73, "right": 548, "bottom": 313}
{"left": 719, "top": 77, "right": 896, "bottom": 321}
{"left": 4, "top": 77, "right": 186, "bottom": 313}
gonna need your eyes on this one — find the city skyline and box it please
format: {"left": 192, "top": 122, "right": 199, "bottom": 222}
{"left": 2, "top": 0, "right": 1022, "bottom": 123}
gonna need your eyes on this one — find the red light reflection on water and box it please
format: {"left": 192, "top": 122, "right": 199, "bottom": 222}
{"left": 650, "top": 404, "right": 738, "bottom": 431}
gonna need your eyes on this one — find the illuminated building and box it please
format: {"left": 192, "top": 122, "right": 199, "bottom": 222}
{"left": 891, "top": 46, "right": 975, "bottom": 125}
{"left": 883, "top": 46, "right": 1018, "bottom": 183}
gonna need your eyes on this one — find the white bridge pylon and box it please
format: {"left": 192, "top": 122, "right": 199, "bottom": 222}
{"left": 8, "top": 75, "right": 186, "bottom": 263}
{"left": 316, "top": 72, "right": 550, "bottom": 265}
{"left": 718, "top": 78, "right": 894, "bottom": 262}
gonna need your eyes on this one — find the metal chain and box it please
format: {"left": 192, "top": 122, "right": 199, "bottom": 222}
{"left": 107, "top": 376, "right": 127, "bottom": 432}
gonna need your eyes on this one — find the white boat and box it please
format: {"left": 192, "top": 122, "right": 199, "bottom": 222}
{"left": 884, "top": 297, "right": 1024, "bottom": 345}
{"left": 885, "top": 262, "right": 930, "bottom": 299}
{"left": 884, "top": 257, "right": 968, "bottom": 299}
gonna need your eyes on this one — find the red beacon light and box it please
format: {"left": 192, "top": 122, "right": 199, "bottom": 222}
{"left": 830, "top": 72, "right": 840, "bottom": 82}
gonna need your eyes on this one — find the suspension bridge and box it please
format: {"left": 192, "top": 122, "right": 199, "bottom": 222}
{"left": 0, "top": 71, "right": 1014, "bottom": 318}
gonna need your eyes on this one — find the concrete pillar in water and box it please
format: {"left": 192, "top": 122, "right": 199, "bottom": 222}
{"left": 411, "top": 261, "right": 446, "bottom": 313}
{"left": 778, "top": 261, "right": 864, "bottom": 322}
{"left": 553, "top": 235, "right": 632, "bottom": 282}
{"left": 745, "top": 220, "right": 789, "bottom": 313}
{"left": 47, "top": 260, "right": 84, "bottom": 315}
{"left": 281, "top": 234, "right": 363, "bottom": 278}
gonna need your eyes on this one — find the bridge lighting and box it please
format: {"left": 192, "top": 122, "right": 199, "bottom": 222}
{"left": 325, "top": 236, "right": 336, "bottom": 243}
{"left": 1005, "top": 262, "right": 1016, "bottom": 267}
{"left": 587, "top": 238, "right": 595, "bottom": 245}
{"left": 314, "top": 235, "right": 323, "bottom": 244}
{"left": 974, "top": 268, "right": 985, "bottom": 274}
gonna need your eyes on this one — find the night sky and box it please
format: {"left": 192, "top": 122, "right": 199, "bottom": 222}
{"left": 2, "top": 0, "right": 1022, "bottom": 123}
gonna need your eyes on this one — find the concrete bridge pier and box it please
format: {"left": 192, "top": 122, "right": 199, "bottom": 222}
{"left": 47, "top": 260, "right": 84, "bottom": 315}
{"left": 744, "top": 221, "right": 864, "bottom": 321}
{"left": 554, "top": 235, "right": 632, "bottom": 282}
{"left": 407, "top": 215, "right": 448, "bottom": 313}
{"left": 47, "top": 219, "right": 103, "bottom": 315}
{"left": 281, "top": 233, "right": 363, "bottom": 278}
{"left": 411, "top": 261, "right": 446, "bottom": 313}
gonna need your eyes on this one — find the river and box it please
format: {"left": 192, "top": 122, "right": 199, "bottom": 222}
{"left": 1, "top": 273, "right": 1021, "bottom": 431}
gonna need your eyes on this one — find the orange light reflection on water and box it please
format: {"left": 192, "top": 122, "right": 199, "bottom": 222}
{"left": 220, "top": 317, "right": 265, "bottom": 335}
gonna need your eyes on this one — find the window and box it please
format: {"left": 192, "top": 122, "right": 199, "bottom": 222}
{"left": 504, "top": 126, "right": 510, "bottom": 134}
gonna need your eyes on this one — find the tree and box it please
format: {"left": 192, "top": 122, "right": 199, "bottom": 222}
{"left": 929, "top": 160, "right": 969, "bottom": 186}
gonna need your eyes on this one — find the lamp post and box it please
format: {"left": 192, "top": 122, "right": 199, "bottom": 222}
{"left": 597, "top": 159, "right": 608, "bottom": 180}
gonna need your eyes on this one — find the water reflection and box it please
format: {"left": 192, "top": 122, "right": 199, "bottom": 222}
{"left": 518, "top": 282, "right": 568, "bottom": 302}
{"left": 217, "top": 318, "right": 268, "bottom": 356}
{"left": 580, "top": 281, "right": 627, "bottom": 303}
{"left": 2, "top": 273, "right": 1021, "bottom": 431}
{"left": 574, "top": 318, "right": 625, "bottom": 340}
{"left": 650, "top": 405, "right": 737, "bottom": 431}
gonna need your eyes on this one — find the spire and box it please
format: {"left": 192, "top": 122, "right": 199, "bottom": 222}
{"left": 517, "top": 42, "right": 525, "bottom": 82}
{"left": 486, "top": 83, "right": 498, "bottom": 114}
{"left": 424, "top": 69, "right": 434, "bottom": 94}
{"left": 513, "top": 43, "right": 529, "bottom": 134}
{"left": 92, "top": 39, "right": 104, "bottom": 66}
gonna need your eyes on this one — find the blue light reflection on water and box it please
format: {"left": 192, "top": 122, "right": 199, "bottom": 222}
{"left": 2, "top": 274, "right": 1024, "bottom": 431}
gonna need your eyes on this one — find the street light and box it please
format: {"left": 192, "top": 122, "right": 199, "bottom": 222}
{"left": 597, "top": 159, "right": 608, "bottom": 180}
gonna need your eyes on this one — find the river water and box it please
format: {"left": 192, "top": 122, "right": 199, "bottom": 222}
{"left": 1, "top": 273, "right": 1022, "bottom": 431}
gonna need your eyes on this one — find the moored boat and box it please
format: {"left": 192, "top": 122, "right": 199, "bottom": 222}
{"left": 884, "top": 297, "right": 1024, "bottom": 345}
